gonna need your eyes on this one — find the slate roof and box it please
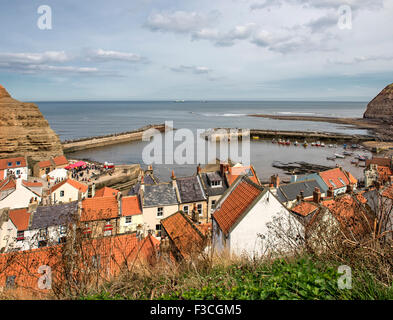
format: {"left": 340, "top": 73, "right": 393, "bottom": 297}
{"left": 128, "top": 182, "right": 141, "bottom": 196}
{"left": 30, "top": 201, "right": 78, "bottom": 230}
{"left": 277, "top": 179, "right": 321, "bottom": 203}
{"left": 143, "top": 183, "right": 178, "bottom": 207}
{"left": 176, "top": 176, "right": 206, "bottom": 203}
{"left": 199, "top": 171, "right": 228, "bottom": 197}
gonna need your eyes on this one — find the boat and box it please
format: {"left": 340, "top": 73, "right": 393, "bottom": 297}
{"left": 104, "top": 161, "right": 115, "bottom": 169}
{"left": 351, "top": 160, "right": 358, "bottom": 164}
{"left": 311, "top": 142, "right": 316, "bottom": 147}
{"left": 316, "top": 141, "right": 321, "bottom": 147}
{"left": 285, "top": 140, "right": 291, "bottom": 145}
{"left": 328, "top": 144, "right": 334, "bottom": 148}
{"left": 303, "top": 140, "right": 308, "bottom": 147}
{"left": 320, "top": 142, "right": 325, "bottom": 147}
{"left": 343, "top": 151, "right": 353, "bottom": 156}
{"left": 252, "top": 136, "right": 260, "bottom": 140}
{"left": 294, "top": 141, "right": 299, "bottom": 146}
{"left": 356, "top": 155, "right": 366, "bottom": 161}
{"left": 335, "top": 153, "right": 345, "bottom": 159}
{"left": 272, "top": 138, "right": 277, "bottom": 144}
{"left": 327, "top": 156, "right": 336, "bottom": 161}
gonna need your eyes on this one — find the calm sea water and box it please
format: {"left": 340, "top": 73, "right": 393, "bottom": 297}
{"left": 37, "top": 100, "right": 371, "bottom": 181}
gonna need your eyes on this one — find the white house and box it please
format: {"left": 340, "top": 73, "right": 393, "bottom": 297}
{"left": 50, "top": 178, "right": 88, "bottom": 204}
{"left": 0, "top": 157, "right": 28, "bottom": 181}
{"left": 0, "top": 208, "right": 17, "bottom": 253}
{"left": 212, "top": 176, "right": 304, "bottom": 258}
{"left": 0, "top": 178, "right": 41, "bottom": 210}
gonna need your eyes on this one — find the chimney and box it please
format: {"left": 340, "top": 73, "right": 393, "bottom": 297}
{"left": 171, "top": 170, "right": 177, "bottom": 188}
{"left": 300, "top": 190, "right": 304, "bottom": 200}
{"left": 91, "top": 183, "right": 96, "bottom": 198}
{"left": 197, "top": 164, "right": 201, "bottom": 175}
{"left": 117, "top": 192, "right": 122, "bottom": 216}
{"left": 140, "top": 175, "right": 145, "bottom": 191}
{"left": 327, "top": 187, "right": 334, "bottom": 198}
{"left": 313, "top": 187, "right": 321, "bottom": 203}
{"left": 346, "top": 184, "right": 353, "bottom": 194}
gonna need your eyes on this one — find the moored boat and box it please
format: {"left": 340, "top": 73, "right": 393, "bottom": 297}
{"left": 335, "top": 153, "right": 345, "bottom": 159}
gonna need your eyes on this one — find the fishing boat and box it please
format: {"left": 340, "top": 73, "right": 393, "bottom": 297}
{"left": 303, "top": 140, "right": 308, "bottom": 147}
{"left": 327, "top": 156, "right": 336, "bottom": 161}
{"left": 320, "top": 142, "right": 325, "bottom": 147}
{"left": 343, "top": 151, "right": 353, "bottom": 156}
{"left": 294, "top": 141, "right": 299, "bottom": 146}
{"left": 104, "top": 161, "right": 115, "bottom": 169}
{"left": 285, "top": 140, "right": 291, "bottom": 145}
{"left": 272, "top": 138, "right": 277, "bottom": 144}
{"left": 316, "top": 141, "right": 321, "bottom": 147}
{"left": 311, "top": 142, "right": 316, "bottom": 147}
{"left": 328, "top": 144, "right": 334, "bottom": 148}
{"left": 335, "top": 153, "right": 345, "bottom": 159}
{"left": 356, "top": 155, "right": 366, "bottom": 161}
{"left": 252, "top": 136, "right": 260, "bottom": 140}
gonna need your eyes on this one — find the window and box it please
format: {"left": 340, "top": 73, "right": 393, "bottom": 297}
{"left": 38, "top": 240, "right": 47, "bottom": 248}
{"left": 16, "top": 231, "right": 24, "bottom": 241}
{"left": 197, "top": 204, "right": 203, "bottom": 215}
{"left": 211, "top": 200, "right": 216, "bottom": 213}
{"left": 211, "top": 180, "right": 222, "bottom": 187}
{"left": 156, "top": 224, "right": 162, "bottom": 237}
{"left": 60, "top": 190, "right": 65, "bottom": 197}
{"left": 338, "top": 178, "right": 346, "bottom": 186}
{"left": 39, "top": 228, "right": 47, "bottom": 238}
{"left": 125, "top": 216, "right": 132, "bottom": 224}
{"left": 329, "top": 179, "right": 336, "bottom": 188}
{"left": 16, "top": 161, "right": 21, "bottom": 166}
{"left": 59, "top": 225, "right": 67, "bottom": 235}
{"left": 183, "top": 205, "right": 189, "bottom": 215}
{"left": 16, "top": 170, "right": 20, "bottom": 175}
{"left": 7, "top": 162, "right": 12, "bottom": 167}
{"left": 157, "top": 207, "right": 163, "bottom": 217}
{"left": 6, "top": 276, "right": 16, "bottom": 289}
{"left": 58, "top": 237, "right": 66, "bottom": 244}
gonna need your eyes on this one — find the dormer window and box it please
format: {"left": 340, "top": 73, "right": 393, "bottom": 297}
{"left": 329, "top": 179, "right": 336, "bottom": 188}
{"left": 211, "top": 180, "right": 222, "bottom": 187}
{"left": 7, "top": 162, "right": 12, "bottom": 167}
{"left": 16, "top": 161, "right": 21, "bottom": 166}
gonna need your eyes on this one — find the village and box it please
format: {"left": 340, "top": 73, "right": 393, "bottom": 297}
{"left": 1, "top": 146, "right": 393, "bottom": 296}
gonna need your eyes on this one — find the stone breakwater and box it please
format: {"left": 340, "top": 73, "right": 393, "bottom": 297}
{"left": 62, "top": 124, "right": 169, "bottom": 153}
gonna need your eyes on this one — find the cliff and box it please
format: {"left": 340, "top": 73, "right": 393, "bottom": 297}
{"left": 364, "top": 83, "right": 393, "bottom": 121}
{"left": 0, "top": 85, "right": 64, "bottom": 162}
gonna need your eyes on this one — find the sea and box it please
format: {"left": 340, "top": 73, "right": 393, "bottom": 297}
{"left": 36, "top": 100, "right": 372, "bottom": 182}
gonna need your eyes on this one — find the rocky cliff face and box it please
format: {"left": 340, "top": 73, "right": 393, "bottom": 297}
{"left": 0, "top": 85, "right": 64, "bottom": 162}
{"left": 364, "top": 83, "right": 393, "bottom": 121}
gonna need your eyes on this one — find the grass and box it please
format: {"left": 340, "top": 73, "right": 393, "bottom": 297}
{"left": 80, "top": 256, "right": 393, "bottom": 300}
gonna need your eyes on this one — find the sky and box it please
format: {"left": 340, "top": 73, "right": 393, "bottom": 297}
{"left": 0, "top": 0, "right": 393, "bottom": 101}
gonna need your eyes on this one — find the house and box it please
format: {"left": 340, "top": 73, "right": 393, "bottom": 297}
{"left": 81, "top": 196, "right": 120, "bottom": 238}
{"left": 318, "top": 167, "right": 357, "bottom": 196}
{"left": 33, "top": 155, "right": 69, "bottom": 178}
{"left": 173, "top": 171, "right": 208, "bottom": 223}
{"left": 0, "top": 178, "right": 41, "bottom": 210}
{"left": 364, "top": 162, "right": 393, "bottom": 188}
{"left": 212, "top": 176, "right": 304, "bottom": 258}
{"left": 223, "top": 163, "right": 261, "bottom": 186}
{"left": 7, "top": 208, "right": 32, "bottom": 251}
{"left": 19, "top": 201, "right": 79, "bottom": 251}
{"left": 0, "top": 232, "right": 158, "bottom": 296}
{"left": 141, "top": 181, "right": 179, "bottom": 237}
{"left": 0, "top": 157, "right": 28, "bottom": 180}
{"left": 160, "top": 211, "right": 207, "bottom": 261}
{"left": 93, "top": 186, "right": 120, "bottom": 198}
{"left": 0, "top": 208, "right": 18, "bottom": 253}
{"left": 198, "top": 166, "right": 229, "bottom": 218}
{"left": 50, "top": 179, "right": 88, "bottom": 204}
{"left": 119, "top": 195, "right": 143, "bottom": 234}
{"left": 276, "top": 179, "right": 325, "bottom": 208}
{"left": 290, "top": 172, "right": 329, "bottom": 194}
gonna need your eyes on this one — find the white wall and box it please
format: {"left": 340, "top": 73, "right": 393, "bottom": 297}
{"left": 0, "top": 181, "right": 41, "bottom": 210}
{"left": 224, "top": 191, "right": 304, "bottom": 258}
{"left": 4, "top": 167, "right": 28, "bottom": 180}
{"left": 51, "top": 183, "right": 87, "bottom": 204}
{"left": 0, "top": 219, "right": 17, "bottom": 252}
{"left": 142, "top": 204, "right": 178, "bottom": 236}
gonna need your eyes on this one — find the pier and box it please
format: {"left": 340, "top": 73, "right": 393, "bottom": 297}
{"left": 202, "top": 128, "right": 376, "bottom": 143}
{"left": 62, "top": 124, "right": 169, "bottom": 153}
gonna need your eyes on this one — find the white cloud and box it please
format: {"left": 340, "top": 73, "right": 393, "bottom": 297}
{"left": 145, "top": 10, "right": 219, "bottom": 33}
{"left": 0, "top": 51, "right": 69, "bottom": 64}
{"left": 86, "top": 49, "right": 146, "bottom": 63}
{"left": 170, "top": 65, "right": 212, "bottom": 74}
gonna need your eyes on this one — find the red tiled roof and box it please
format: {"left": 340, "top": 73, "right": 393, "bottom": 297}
{"left": 37, "top": 160, "right": 52, "bottom": 168}
{"left": 226, "top": 165, "right": 260, "bottom": 186}
{"left": 0, "top": 233, "right": 157, "bottom": 294}
{"left": 50, "top": 179, "right": 88, "bottom": 193}
{"left": 22, "top": 180, "right": 43, "bottom": 188}
{"left": 382, "top": 185, "right": 393, "bottom": 200}
{"left": 356, "top": 192, "right": 368, "bottom": 204}
{"left": 9, "top": 208, "right": 31, "bottom": 231}
{"left": 321, "top": 194, "right": 373, "bottom": 236}
{"left": 121, "top": 196, "right": 142, "bottom": 216}
{"left": 81, "top": 196, "right": 119, "bottom": 221}
{"left": 94, "top": 186, "right": 120, "bottom": 198}
{"left": 319, "top": 168, "right": 356, "bottom": 190}
{"left": 53, "top": 156, "right": 68, "bottom": 166}
{"left": 197, "top": 222, "right": 212, "bottom": 236}
{"left": 292, "top": 202, "right": 319, "bottom": 217}
{"left": 161, "top": 211, "right": 206, "bottom": 259}
{"left": 0, "top": 178, "right": 16, "bottom": 191}
{"left": 0, "top": 157, "right": 27, "bottom": 170}
{"left": 213, "top": 177, "right": 263, "bottom": 235}
{"left": 366, "top": 157, "right": 391, "bottom": 168}
{"left": 377, "top": 166, "right": 392, "bottom": 182}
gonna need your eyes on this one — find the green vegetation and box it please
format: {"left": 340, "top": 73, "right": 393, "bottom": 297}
{"left": 80, "top": 256, "right": 393, "bottom": 300}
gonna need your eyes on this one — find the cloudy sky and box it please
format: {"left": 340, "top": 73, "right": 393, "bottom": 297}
{"left": 1, "top": 0, "right": 393, "bottom": 101}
